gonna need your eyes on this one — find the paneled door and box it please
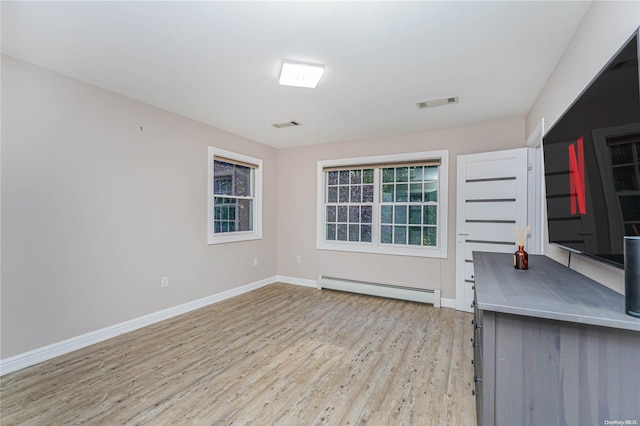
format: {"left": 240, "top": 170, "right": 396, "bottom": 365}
{"left": 455, "top": 148, "right": 528, "bottom": 312}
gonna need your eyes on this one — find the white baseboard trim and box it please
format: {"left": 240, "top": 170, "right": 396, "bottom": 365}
{"left": 0, "top": 275, "right": 278, "bottom": 376}
{"left": 275, "top": 275, "right": 318, "bottom": 288}
{"left": 440, "top": 297, "right": 456, "bottom": 309}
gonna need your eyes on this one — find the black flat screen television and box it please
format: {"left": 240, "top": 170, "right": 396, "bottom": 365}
{"left": 543, "top": 28, "right": 640, "bottom": 269}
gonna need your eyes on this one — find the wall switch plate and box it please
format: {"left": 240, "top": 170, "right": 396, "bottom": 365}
{"left": 296, "top": 256, "right": 302, "bottom": 264}
{"left": 161, "top": 277, "right": 169, "bottom": 288}
{"left": 254, "top": 258, "right": 259, "bottom": 266}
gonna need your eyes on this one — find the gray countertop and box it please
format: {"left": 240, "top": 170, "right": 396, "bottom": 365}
{"left": 473, "top": 252, "right": 640, "bottom": 332}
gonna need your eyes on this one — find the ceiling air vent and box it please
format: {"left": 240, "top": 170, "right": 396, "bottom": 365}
{"left": 271, "top": 120, "right": 302, "bottom": 129}
{"left": 416, "top": 96, "right": 458, "bottom": 110}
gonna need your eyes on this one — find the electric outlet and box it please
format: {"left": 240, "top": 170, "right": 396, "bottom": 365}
{"left": 161, "top": 277, "right": 169, "bottom": 288}
{"left": 253, "top": 258, "right": 259, "bottom": 267}
{"left": 296, "top": 256, "right": 302, "bottom": 264}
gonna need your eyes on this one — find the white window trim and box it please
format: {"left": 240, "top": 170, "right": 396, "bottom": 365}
{"left": 208, "top": 146, "right": 263, "bottom": 244}
{"left": 316, "top": 150, "right": 448, "bottom": 258}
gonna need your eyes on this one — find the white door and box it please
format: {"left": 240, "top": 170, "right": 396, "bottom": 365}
{"left": 455, "top": 148, "right": 528, "bottom": 312}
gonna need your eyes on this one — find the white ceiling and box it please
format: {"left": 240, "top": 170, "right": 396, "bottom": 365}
{"left": 1, "top": 1, "right": 592, "bottom": 149}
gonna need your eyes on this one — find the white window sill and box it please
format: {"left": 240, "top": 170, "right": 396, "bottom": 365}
{"left": 317, "top": 241, "right": 447, "bottom": 258}
{"left": 208, "top": 231, "right": 262, "bottom": 245}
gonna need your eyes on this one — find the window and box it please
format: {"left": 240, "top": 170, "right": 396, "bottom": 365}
{"left": 208, "top": 147, "right": 262, "bottom": 244}
{"left": 609, "top": 138, "right": 640, "bottom": 234}
{"left": 317, "top": 151, "right": 448, "bottom": 258}
{"left": 325, "top": 168, "right": 374, "bottom": 243}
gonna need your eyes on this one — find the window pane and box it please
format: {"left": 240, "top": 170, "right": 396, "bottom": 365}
{"left": 350, "top": 185, "right": 362, "bottom": 203}
{"left": 327, "top": 206, "right": 336, "bottom": 222}
{"left": 394, "top": 205, "right": 407, "bottom": 224}
{"left": 395, "top": 184, "right": 408, "bottom": 202}
{"left": 214, "top": 179, "right": 222, "bottom": 194}
{"left": 610, "top": 144, "right": 634, "bottom": 165}
{"left": 224, "top": 179, "right": 234, "bottom": 195}
{"left": 214, "top": 161, "right": 253, "bottom": 197}
{"left": 350, "top": 170, "right": 361, "bottom": 184}
{"left": 327, "top": 224, "right": 336, "bottom": 240}
{"left": 410, "top": 166, "right": 423, "bottom": 182}
{"left": 423, "top": 205, "right": 437, "bottom": 225}
{"left": 337, "top": 206, "right": 348, "bottom": 222}
{"left": 349, "top": 206, "right": 360, "bottom": 223}
{"left": 213, "top": 160, "right": 234, "bottom": 195}
{"left": 410, "top": 184, "right": 422, "bottom": 202}
{"left": 620, "top": 196, "right": 640, "bottom": 221}
{"left": 340, "top": 170, "right": 350, "bottom": 185}
{"left": 382, "top": 168, "right": 395, "bottom": 183}
{"left": 215, "top": 178, "right": 232, "bottom": 195}
{"left": 381, "top": 205, "right": 393, "bottom": 224}
{"left": 339, "top": 186, "right": 349, "bottom": 203}
{"left": 423, "top": 227, "right": 437, "bottom": 246}
{"left": 424, "top": 182, "right": 438, "bottom": 202}
{"left": 234, "top": 166, "right": 251, "bottom": 196}
{"left": 409, "top": 206, "right": 422, "bottom": 224}
{"left": 237, "top": 199, "right": 253, "bottom": 231}
{"left": 382, "top": 184, "right": 394, "bottom": 202}
{"left": 328, "top": 171, "right": 339, "bottom": 185}
{"left": 613, "top": 166, "right": 638, "bottom": 191}
{"left": 363, "top": 169, "right": 374, "bottom": 184}
{"left": 394, "top": 226, "right": 407, "bottom": 244}
{"left": 424, "top": 166, "right": 438, "bottom": 181}
{"left": 349, "top": 224, "right": 360, "bottom": 241}
{"left": 381, "top": 225, "right": 393, "bottom": 244}
{"left": 363, "top": 185, "right": 374, "bottom": 202}
{"left": 396, "top": 167, "right": 408, "bottom": 182}
{"left": 408, "top": 226, "right": 422, "bottom": 245}
{"left": 327, "top": 186, "right": 338, "bottom": 203}
{"left": 361, "top": 225, "right": 372, "bottom": 242}
{"left": 337, "top": 224, "right": 348, "bottom": 241}
{"left": 361, "top": 206, "right": 372, "bottom": 223}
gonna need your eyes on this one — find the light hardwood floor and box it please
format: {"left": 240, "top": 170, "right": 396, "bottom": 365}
{"left": 1, "top": 283, "right": 476, "bottom": 425}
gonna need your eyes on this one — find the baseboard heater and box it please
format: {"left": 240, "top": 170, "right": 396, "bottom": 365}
{"left": 317, "top": 275, "right": 441, "bottom": 307}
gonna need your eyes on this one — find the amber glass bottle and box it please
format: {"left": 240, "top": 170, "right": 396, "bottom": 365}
{"left": 514, "top": 246, "right": 528, "bottom": 270}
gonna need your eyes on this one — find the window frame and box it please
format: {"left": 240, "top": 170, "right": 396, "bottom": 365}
{"left": 316, "top": 150, "right": 449, "bottom": 258}
{"left": 208, "top": 147, "right": 263, "bottom": 244}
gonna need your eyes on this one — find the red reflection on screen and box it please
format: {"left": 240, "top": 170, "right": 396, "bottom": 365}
{"left": 569, "top": 136, "right": 586, "bottom": 215}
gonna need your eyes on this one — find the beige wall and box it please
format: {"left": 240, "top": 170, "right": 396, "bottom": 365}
{"left": 277, "top": 120, "right": 525, "bottom": 300}
{"left": 526, "top": 1, "right": 640, "bottom": 293}
{"left": 1, "top": 56, "right": 278, "bottom": 358}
